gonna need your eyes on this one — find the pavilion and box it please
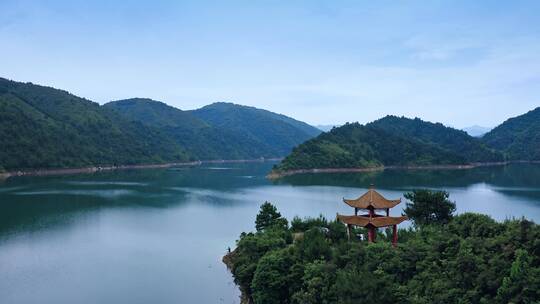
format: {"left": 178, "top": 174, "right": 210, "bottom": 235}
{"left": 337, "top": 185, "right": 407, "bottom": 246}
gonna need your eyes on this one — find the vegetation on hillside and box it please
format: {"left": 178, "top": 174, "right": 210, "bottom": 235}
{"left": 276, "top": 123, "right": 467, "bottom": 172}
{"left": 368, "top": 116, "right": 503, "bottom": 163}
{"left": 3, "top": 76, "right": 540, "bottom": 172}
{"left": 483, "top": 107, "right": 540, "bottom": 161}
{"left": 191, "top": 102, "right": 321, "bottom": 157}
{"left": 105, "top": 99, "right": 315, "bottom": 160}
{"left": 227, "top": 194, "right": 540, "bottom": 304}
{"left": 0, "top": 79, "right": 322, "bottom": 171}
{"left": 0, "top": 78, "right": 189, "bottom": 170}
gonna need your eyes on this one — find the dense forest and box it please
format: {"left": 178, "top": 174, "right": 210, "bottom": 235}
{"left": 368, "top": 116, "right": 503, "bottom": 163}
{"left": 105, "top": 99, "right": 321, "bottom": 160}
{"left": 274, "top": 111, "right": 540, "bottom": 173}
{"left": 0, "top": 78, "right": 190, "bottom": 170}
{"left": 483, "top": 107, "right": 540, "bottom": 161}
{"left": 0, "top": 78, "right": 320, "bottom": 171}
{"left": 2, "top": 76, "right": 539, "bottom": 173}
{"left": 275, "top": 122, "right": 471, "bottom": 172}
{"left": 190, "top": 102, "right": 321, "bottom": 156}
{"left": 226, "top": 193, "right": 540, "bottom": 304}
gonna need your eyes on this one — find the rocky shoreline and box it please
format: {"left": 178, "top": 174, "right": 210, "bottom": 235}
{"left": 267, "top": 161, "right": 513, "bottom": 179}
{"left": 223, "top": 251, "right": 251, "bottom": 304}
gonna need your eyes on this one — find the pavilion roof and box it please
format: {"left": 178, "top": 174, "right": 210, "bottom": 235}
{"left": 337, "top": 214, "right": 408, "bottom": 228}
{"left": 343, "top": 188, "right": 401, "bottom": 209}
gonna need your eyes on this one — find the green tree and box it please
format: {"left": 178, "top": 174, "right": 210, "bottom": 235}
{"left": 251, "top": 248, "right": 295, "bottom": 304}
{"left": 335, "top": 267, "right": 401, "bottom": 304}
{"left": 496, "top": 249, "right": 540, "bottom": 303}
{"left": 296, "top": 228, "right": 332, "bottom": 262}
{"left": 403, "top": 190, "right": 456, "bottom": 227}
{"left": 292, "top": 260, "right": 337, "bottom": 304}
{"left": 256, "top": 202, "right": 288, "bottom": 231}
{"left": 228, "top": 204, "right": 540, "bottom": 304}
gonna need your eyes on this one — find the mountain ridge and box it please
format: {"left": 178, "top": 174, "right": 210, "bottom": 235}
{"left": 105, "top": 99, "right": 320, "bottom": 160}
{"left": 0, "top": 78, "right": 190, "bottom": 170}
{"left": 0, "top": 77, "right": 321, "bottom": 171}
{"left": 273, "top": 115, "right": 509, "bottom": 176}
{"left": 367, "top": 115, "right": 503, "bottom": 163}
{"left": 482, "top": 107, "right": 540, "bottom": 161}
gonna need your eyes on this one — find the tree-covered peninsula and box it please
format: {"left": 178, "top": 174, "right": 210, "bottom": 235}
{"left": 225, "top": 192, "right": 540, "bottom": 304}
{"left": 274, "top": 123, "right": 472, "bottom": 173}
{"left": 273, "top": 116, "right": 506, "bottom": 175}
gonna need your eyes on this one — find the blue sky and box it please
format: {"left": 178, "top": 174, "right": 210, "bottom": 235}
{"left": 1, "top": 0, "right": 539, "bottom": 127}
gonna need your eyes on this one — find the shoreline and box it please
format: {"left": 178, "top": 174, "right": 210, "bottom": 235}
{"left": 222, "top": 251, "right": 251, "bottom": 304}
{"left": 0, "top": 158, "right": 283, "bottom": 180}
{"left": 267, "top": 161, "right": 519, "bottom": 179}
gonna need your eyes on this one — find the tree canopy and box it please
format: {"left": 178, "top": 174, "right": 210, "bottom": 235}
{"left": 403, "top": 189, "right": 456, "bottom": 227}
{"left": 275, "top": 122, "right": 470, "bottom": 172}
{"left": 483, "top": 107, "right": 540, "bottom": 161}
{"left": 227, "top": 200, "right": 540, "bottom": 304}
{"left": 255, "top": 202, "right": 288, "bottom": 231}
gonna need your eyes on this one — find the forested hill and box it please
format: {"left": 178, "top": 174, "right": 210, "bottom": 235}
{"left": 273, "top": 115, "right": 511, "bottom": 173}
{"left": 190, "top": 102, "right": 322, "bottom": 157}
{"left": 275, "top": 123, "right": 467, "bottom": 172}
{"left": 105, "top": 99, "right": 315, "bottom": 160}
{"left": 368, "top": 116, "right": 503, "bottom": 163}
{"left": 482, "top": 107, "right": 540, "bottom": 161}
{"left": 0, "top": 78, "right": 322, "bottom": 171}
{"left": 0, "top": 78, "right": 189, "bottom": 171}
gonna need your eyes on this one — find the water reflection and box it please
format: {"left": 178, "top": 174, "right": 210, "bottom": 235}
{"left": 277, "top": 163, "right": 540, "bottom": 202}
{"left": 1, "top": 162, "right": 540, "bottom": 304}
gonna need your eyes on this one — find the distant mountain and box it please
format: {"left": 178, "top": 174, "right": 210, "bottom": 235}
{"left": 275, "top": 122, "right": 466, "bottom": 172}
{"left": 105, "top": 99, "right": 312, "bottom": 160}
{"left": 368, "top": 116, "right": 503, "bottom": 163}
{"left": 190, "top": 102, "right": 321, "bottom": 157}
{"left": 316, "top": 125, "right": 338, "bottom": 132}
{"left": 462, "top": 125, "right": 491, "bottom": 137}
{"left": 483, "top": 107, "right": 540, "bottom": 161}
{"left": 0, "top": 78, "right": 189, "bottom": 170}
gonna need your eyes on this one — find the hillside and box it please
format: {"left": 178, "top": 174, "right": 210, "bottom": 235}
{"left": 104, "top": 99, "right": 287, "bottom": 160}
{"left": 483, "top": 107, "right": 540, "bottom": 161}
{"left": 275, "top": 122, "right": 466, "bottom": 172}
{"left": 368, "top": 116, "right": 503, "bottom": 163}
{"left": 190, "top": 102, "right": 321, "bottom": 157}
{"left": 0, "top": 78, "right": 189, "bottom": 170}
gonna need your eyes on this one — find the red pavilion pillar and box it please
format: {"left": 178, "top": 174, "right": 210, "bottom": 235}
{"left": 392, "top": 224, "right": 398, "bottom": 247}
{"left": 368, "top": 226, "right": 376, "bottom": 243}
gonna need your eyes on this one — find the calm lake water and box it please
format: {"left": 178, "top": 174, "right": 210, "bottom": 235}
{"left": 1, "top": 162, "right": 540, "bottom": 304}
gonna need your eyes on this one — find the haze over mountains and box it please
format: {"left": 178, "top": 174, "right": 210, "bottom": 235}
{"left": 462, "top": 125, "right": 492, "bottom": 137}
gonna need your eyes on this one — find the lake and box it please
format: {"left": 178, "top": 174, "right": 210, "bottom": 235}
{"left": 1, "top": 162, "right": 540, "bottom": 304}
